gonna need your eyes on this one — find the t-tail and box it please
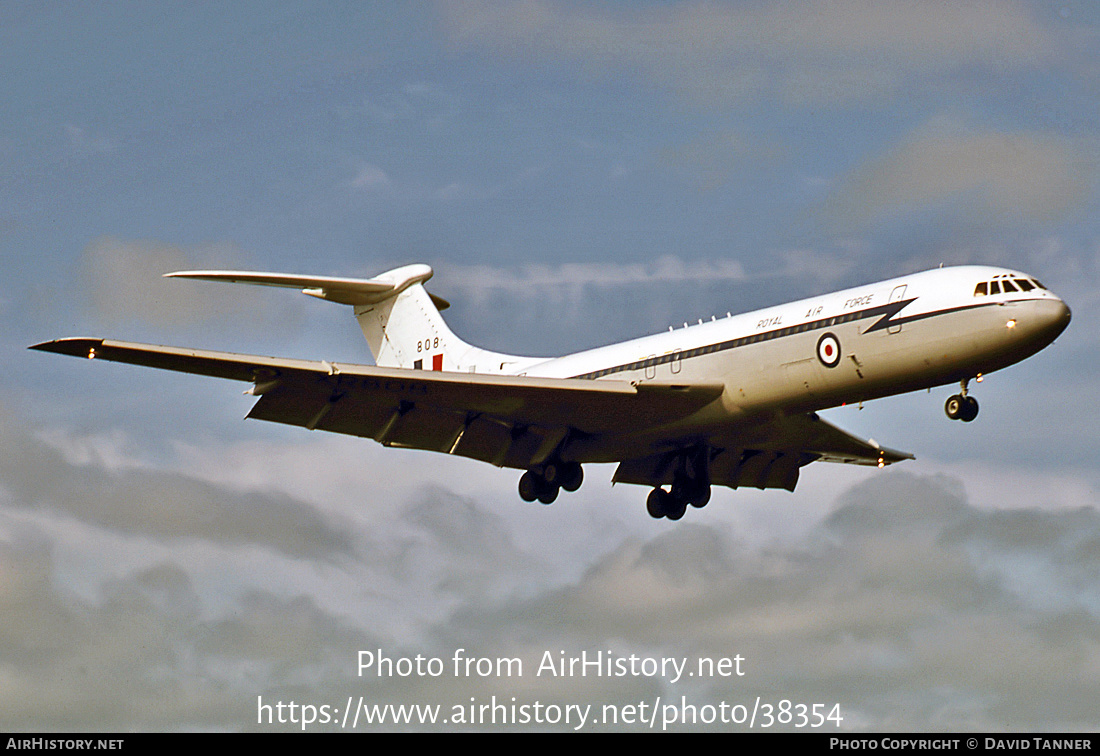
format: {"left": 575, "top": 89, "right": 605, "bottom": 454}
{"left": 165, "top": 263, "right": 537, "bottom": 374}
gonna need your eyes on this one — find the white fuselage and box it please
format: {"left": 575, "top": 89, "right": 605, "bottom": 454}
{"left": 519, "top": 265, "right": 1070, "bottom": 424}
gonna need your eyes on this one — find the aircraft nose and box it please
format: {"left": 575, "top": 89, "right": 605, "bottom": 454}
{"left": 1058, "top": 298, "right": 1071, "bottom": 327}
{"left": 1052, "top": 297, "right": 1071, "bottom": 331}
{"left": 1033, "top": 296, "right": 1071, "bottom": 342}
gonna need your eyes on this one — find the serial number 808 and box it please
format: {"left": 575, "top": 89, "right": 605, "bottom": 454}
{"left": 417, "top": 337, "right": 439, "bottom": 353}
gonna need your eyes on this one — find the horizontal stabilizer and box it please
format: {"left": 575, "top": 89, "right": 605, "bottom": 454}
{"left": 165, "top": 264, "right": 450, "bottom": 309}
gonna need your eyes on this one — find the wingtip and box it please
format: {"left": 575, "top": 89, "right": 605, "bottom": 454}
{"left": 163, "top": 270, "right": 223, "bottom": 279}
{"left": 28, "top": 337, "right": 104, "bottom": 357}
{"left": 886, "top": 449, "right": 916, "bottom": 463}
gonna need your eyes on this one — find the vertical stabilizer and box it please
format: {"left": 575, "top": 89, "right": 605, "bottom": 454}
{"left": 352, "top": 267, "right": 546, "bottom": 374}
{"left": 355, "top": 278, "right": 474, "bottom": 371}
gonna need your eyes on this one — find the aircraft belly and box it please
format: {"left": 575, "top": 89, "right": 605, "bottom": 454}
{"left": 563, "top": 409, "right": 740, "bottom": 464}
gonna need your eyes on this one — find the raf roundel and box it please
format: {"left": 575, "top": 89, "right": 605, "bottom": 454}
{"left": 817, "top": 332, "right": 841, "bottom": 368}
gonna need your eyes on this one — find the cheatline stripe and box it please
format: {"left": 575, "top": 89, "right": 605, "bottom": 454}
{"left": 570, "top": 298, "right": 1003, "bottom": 381}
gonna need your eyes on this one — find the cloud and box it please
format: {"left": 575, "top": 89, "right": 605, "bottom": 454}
{"left": 0, "top": 536, "right": 373, "bottom": 730}
{"left": 423, "top": 252, "right": 876, "bottom": 354}
{"left": 4, "top": 410, "right": 355, "bottom": 561}
{"left": 451, "top": 472, "right": 1100, "bottom": 730}
{"left": 817, "top": 116, "right": 1096, "bottom": 234}
{"left": 350, "top": 163, "right": 391, "bottom": 190}
{"left": 7, "top": 374, "right": 1100, "bottom": 731}
{"left": 435, "top": 255, "right": 746, "bottom": 301}
{"left": 425, "top": 256, "right": 753, "bottom": 351}
{"left": 0, "top": 409, "right": 545, "bottom": 729}
{"left": 76, "top": 236, "right": 279, "bottom": 331}
{"left": 442, "top": 0, "right": 1062, "bottom": 105}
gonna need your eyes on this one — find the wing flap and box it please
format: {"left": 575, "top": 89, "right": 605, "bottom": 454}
{"left": 451, "top": 416, "right": 516, "bottom": 465}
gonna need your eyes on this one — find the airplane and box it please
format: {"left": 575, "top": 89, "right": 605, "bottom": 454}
{"left": 31, "top": 263, "right": 1070, "bottom": 520}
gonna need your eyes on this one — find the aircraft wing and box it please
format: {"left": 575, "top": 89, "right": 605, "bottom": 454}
{"left": 775, "top": 412, "right": 914, "bottom": 466}
{"left": 613, "top": 412, "right": 913, "bottom": 492}
{"left": 30, "top": 338, "right": 725, "bottom": 470}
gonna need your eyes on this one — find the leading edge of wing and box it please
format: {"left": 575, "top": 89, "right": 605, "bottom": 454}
{"left": 27, "top": 336, "right": 667, "bottom": 391}
{"left": 29, "top": 337, "right": 331, "bottom": 383}
{"left": 28, "top": 337, "right": 725, "bottom": 432}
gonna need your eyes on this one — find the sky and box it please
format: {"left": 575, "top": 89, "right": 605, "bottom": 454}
{"left": 2, "top": 0, "right": 1099, "bottom": 732}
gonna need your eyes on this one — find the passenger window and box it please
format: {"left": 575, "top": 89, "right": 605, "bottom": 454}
{"left": 989, "top": 281, "right": 1001, "bottom": 295}
{"left": 974, "top": 282, "right": 988, "bottom": 296}
{"left": 1001, "top": 280, "right": 1018, "bottom": 293}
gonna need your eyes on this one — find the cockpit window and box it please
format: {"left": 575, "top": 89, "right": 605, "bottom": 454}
{"left": 975, "top": 275, "right": 1046, "bottom": 296}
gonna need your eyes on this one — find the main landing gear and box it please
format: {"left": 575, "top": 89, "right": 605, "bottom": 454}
{"left": 647, "top": 447, "right": 712, "bottom": 520}
{"left": 647, "top": 475, "right": 711, "bottom": 521}
{"left": 518, "top": 461, "right": 583, "bottom": 505}
{"left": 945, "top": 378, "right": 979, "bottom": 422}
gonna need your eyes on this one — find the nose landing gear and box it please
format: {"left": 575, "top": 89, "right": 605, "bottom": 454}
{"left": 945, "top": 379, "right": 979, "bottom": 422}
